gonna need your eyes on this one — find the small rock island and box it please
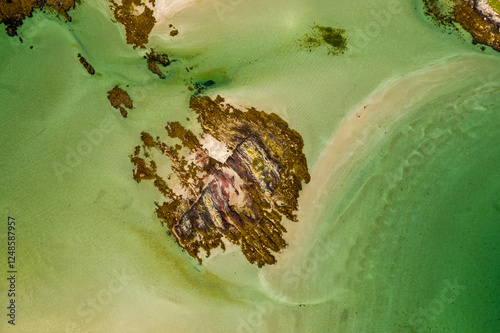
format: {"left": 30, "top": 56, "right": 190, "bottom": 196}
{"left": 77, "top": 53, "right": 95, "bottom": 75}
{"left": 131, "top": 95, "right": 310, "bottom": 267}
{"left": 144, "top": 49, "right": 171, "bottom": 79}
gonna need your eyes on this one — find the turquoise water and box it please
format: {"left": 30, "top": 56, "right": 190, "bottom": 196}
{"left": 296, "top": 72, "right": 500, "bottom": 332}
{"left": 0, "top": 0, "right": 499, "bottom": 332}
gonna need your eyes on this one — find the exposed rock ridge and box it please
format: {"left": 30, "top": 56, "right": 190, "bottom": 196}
{"left": 130, "top": 95, "right": 310, "bottom": 267}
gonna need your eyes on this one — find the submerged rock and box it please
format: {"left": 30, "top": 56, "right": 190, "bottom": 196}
{"left": 194, "top": 80, "right": 216, "bottom": 94}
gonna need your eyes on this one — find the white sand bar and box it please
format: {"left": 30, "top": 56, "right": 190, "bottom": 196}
{"left": 260, "top": 54, "right": 489, "bottom": 302}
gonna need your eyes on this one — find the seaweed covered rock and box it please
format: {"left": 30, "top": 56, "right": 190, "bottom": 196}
{"left": 131, "top": 95, "right": 310, "bottom": 267}
{"left": 77, "top": 53, "right": 95, "bottom": 75}
{"left": 109, "top": 0, "right": 156, "bottom": 49}
{"left": 422, "top": 0, "right": 500, "bottom": 52}
{"left": 144, "top": 49, "right": 171, "bottom": 79}
{"left": 107, "top": 86, "right": 133, "bottom": 118}
{"left": 0, "top": 0, "right": 77, "bottom": 36}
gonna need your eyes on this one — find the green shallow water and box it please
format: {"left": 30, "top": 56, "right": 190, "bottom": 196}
{"left": 0, "top": 0, "right": 499, "bottom": 332}
{"left": 282, "top": 71, "right": 500, "bottom": 332}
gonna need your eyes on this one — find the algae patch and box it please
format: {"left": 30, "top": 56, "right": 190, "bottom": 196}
{"left": 299, "top": 25, "right": 348, "bottom": 55}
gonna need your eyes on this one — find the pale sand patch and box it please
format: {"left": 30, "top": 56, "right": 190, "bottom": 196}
{"left": 152, "top": 0, "right": 199, "bottom": 23}
{"left": 259, "top": 55, "right": 487, "bottom": 302}
{"left": 199, "top": 134, "right": 232, "bottom": 162}
{"left": 218, "top": 97, "right": 254, "bottom": 110}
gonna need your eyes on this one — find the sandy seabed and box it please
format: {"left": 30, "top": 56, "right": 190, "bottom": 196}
{"left": 259, "top": 54, "right": 495, "bottom": 301}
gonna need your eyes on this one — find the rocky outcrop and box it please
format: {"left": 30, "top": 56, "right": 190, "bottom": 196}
{"left": 109, "top": 0, "right": 156, "bottom": 49}
{"left": 473, "top": 0, "right": 500, "bottom": 29}
{"left": 77, "top": 53, "right": 95, "bottom": 75}
{"left": 422, "top": 0, "right": 500, "bottom": 52}
{"left": 107, "top": 86, "right": 133, "bottom": 118}
{"left": 455, "top": 0, "right": 500, "bottom": 51}
{"left": 131, "top": 95, "right": 310, "bottom": 267}
{"left": 0, "top": 0, "right": 77, "bottom": 36}
{"left": 144, "top": 49, "right": 171, "bottom": 79}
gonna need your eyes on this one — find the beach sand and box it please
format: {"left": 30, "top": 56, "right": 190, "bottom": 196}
{"left": 259, "top": 54, "right": 491, "bottom": 302}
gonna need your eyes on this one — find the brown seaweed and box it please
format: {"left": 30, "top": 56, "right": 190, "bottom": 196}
{"left": 107, "top": 86, "right": 134, "bottom": 118}
{"left": 77, "top": 53, "right": 95, "bottom": 75}
{"left": 130, "top": 95, "right": 310, "bottom": 267}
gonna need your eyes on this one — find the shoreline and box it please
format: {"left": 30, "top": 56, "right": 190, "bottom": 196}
{"left": 293, "top": 55, "right": 477, "bottom": 245}
{"left": 454, "top": 0, "right": 500, "bottom": 51}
